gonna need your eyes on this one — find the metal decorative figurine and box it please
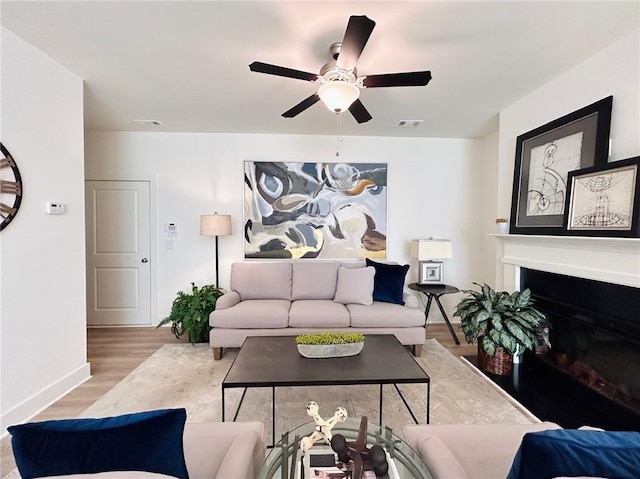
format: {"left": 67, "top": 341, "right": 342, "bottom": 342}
{"left": 299, "top": 401, "right": 348, "bottom": 451}
{"left": 331, "top": 416, "right": 390, "bottom": 479}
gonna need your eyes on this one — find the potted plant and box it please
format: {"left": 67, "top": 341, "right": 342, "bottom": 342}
{"left": 295, "top": 332, "right": 365, "bottom": 358}
{"left": 157, "top": 283, "right": 225, "bottom": 344}
{"left": 453, "top": 283, "right": 548, "bottom": 375}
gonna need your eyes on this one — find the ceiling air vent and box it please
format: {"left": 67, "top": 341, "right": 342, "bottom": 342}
{"left": 396, "top": 120, "right": 423, "bottom": 128}
{"left": 133, "top": 119, "right": 164, "bottom": 127}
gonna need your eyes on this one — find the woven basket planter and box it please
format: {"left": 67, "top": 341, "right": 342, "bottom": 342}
{"left": 478, "top": 343, "right": 513, "bottom": 376}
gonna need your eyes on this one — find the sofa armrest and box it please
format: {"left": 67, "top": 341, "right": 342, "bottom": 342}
{"left": 403, "top": 292, "right": 420, "bottom": 309}
{"left": 182, "top": 421, "right": 264, "bottom": 479}
{"left": 215, "top": 430, "right": 266, "bottom": 479}
{"left": 215, "top": 291, "right": 241, "bottom": 310}
{"left": 406, "top": 434, "right": 469, "bottom": 479}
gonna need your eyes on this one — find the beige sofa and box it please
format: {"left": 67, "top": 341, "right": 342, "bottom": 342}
{"left": 209, "top": 261, "right": 425, "bottom": 359}
{"left": 403, "top": 422, "right": 562, "bottom": 479}
{"left": 10, "top": 421, "right": 265, "bottom": 479}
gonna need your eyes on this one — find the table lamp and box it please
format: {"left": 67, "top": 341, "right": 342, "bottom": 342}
{"left": 410, "top": 238, "right": 453, "bottom": 285}
{"left": 200, "top": 213, "right": 232, "bottom": 286}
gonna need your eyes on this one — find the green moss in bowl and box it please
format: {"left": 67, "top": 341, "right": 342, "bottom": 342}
{"left": 295, "top": 332, "right": 365, "bottom": 345}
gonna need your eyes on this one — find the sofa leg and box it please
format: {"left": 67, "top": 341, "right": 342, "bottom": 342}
{"left": 413, "top": 344, "right": 423, "bottom": 357}
{"left": 213, "top": 347, "right": 222, "bottom": 360}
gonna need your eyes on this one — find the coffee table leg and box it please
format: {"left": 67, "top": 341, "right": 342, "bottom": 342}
{"left": 426, "top": 382, "right": 430, "bottom": 424}
{"left": 393, "top": 384, "right": 419, "bottom": 424}
{"left": 379, "top": 384, "right": 383, "bottom": 425}
{"left": 271, "top": 386, "right": 276, "bottom": 447}
{"left": 222, "top": 387, "right": 225, "bottom": 421}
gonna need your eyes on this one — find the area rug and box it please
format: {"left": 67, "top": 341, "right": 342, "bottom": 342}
{"left": 78, "top": 339, "right": 538, "bottom": 440}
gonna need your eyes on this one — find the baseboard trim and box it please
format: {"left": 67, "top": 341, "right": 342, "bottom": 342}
{"left": 0, "top": 362, "right": 91, "bottom": 437}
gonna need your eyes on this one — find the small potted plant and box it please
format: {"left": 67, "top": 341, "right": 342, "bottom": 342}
{"left": 453, "top": 283, "right": 548, "bottom": 375}
{"left": 295, "top": 332, "right": 365, "bottom": 358}
{"left": 157, "top": 283, "right": 225, "bottom": 344}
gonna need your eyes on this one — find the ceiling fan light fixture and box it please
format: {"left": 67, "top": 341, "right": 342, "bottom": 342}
{"left": 318, "top": 81, "right": 360, "bottom": 113}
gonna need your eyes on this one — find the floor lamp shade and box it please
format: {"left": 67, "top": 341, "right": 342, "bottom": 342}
{"left": 200, "top": 214, "right": 232, "bottom": 287}
{"left": 200, "top": 214, "right": 232, "bottom": 237}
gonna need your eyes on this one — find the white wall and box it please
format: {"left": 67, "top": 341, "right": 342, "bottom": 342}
{"left": 0, "top": 28, "right": 89, "bottom": 432}
{"left": 495, "top": 29, "right": 640, "bottom": 288}
{"left": 85, "top": 132, "right": 497, "bottom": 325}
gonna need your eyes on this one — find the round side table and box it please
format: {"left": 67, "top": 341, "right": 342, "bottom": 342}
{"left": 408, "top": 283, "right": 461, "bottom": 345}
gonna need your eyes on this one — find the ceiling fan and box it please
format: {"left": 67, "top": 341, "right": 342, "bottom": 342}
{"left": 249, "top": 15, "right": 432, "bottom": 124}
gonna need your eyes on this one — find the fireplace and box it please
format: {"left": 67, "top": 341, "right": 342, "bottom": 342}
{"left": 494, "top": 234, "right": 640, "bottom": 430}
{"left": 521, "top": 268, "right": 640, "bottom": 430}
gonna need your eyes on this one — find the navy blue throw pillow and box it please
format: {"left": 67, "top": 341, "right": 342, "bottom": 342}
{"left": 366, "top": 259, "right": 409, "bottom": 305}
{"left": 506, "top": 429, "right": 640, "bottom": 479}
{"left": 8, "top": 408, "right": 189, "bottom": 479}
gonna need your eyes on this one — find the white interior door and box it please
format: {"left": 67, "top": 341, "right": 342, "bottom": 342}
{"left": 85, "top": 181, "right": 151, "bottom": 326}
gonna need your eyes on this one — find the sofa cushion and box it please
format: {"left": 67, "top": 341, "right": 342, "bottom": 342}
{"left": 210, "top": 299, "right": 290, "bottom": 328}
{"left": 231, "top": 262, "right": 292, "bottom": 300}
{"left": 506, "top": 429, "right": 640, "bottom": 479}
{"left": 366, "top": 258, "right": 409, "bottom": 305}
{"left": 348, "top": 301, "right": 424, "bottom": 327}
{"left": 292, "top": 261, "right": 341, "bottom": 300}
{"left": 289, "top": 300, "right": 350, "bottom": 327}
{"left": 333, "top": 266, "right": 375, "bottom": 305}
{"left": 8, "top": 409, "right": 189, "bottom": 479}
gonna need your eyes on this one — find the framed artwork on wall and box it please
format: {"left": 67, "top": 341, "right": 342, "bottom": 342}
{"left": 509, "top": 96, "right": 613, "bottom": 235}
{"left": 243, "top": 161, "right": 387, "bottom": 259}
{"left": 563, "top": 156, "right": 640, "bottom": 237}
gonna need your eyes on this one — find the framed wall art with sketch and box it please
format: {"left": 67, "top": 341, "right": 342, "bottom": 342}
{"left": 243, "top": 161, "right": 388, "bottom": 259}
{"left": 509, "top": 96, "right": 613, "bottom": 235}
{"left": 563, "top": 156, "right": 640, "bottom": 238}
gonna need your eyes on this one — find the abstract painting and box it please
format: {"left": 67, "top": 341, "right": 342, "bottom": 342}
{"left": 243, "top": 162, "right": 387, "bottom": 259}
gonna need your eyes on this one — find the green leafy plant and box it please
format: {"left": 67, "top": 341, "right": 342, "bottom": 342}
{"left": 295, "top": 332, "right": 365, "bottom": 345}
{"left": 453, "top": 283, "right": 548, "bottom": 356}
{"left": 157, "top": 283, "right": 225, "bottom": 344}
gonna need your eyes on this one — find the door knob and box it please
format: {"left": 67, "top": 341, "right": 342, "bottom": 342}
{"left": 141, "top": 258, "right": 149, "bottom": 263}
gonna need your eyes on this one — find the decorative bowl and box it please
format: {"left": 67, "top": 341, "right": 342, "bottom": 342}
{"left": 297, "top": 341, "right": 364, "bottom": 359}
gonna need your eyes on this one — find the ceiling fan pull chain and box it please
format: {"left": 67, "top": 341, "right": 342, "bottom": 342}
{"left": 336, "top": 112, "right": 343, "bottom": 157}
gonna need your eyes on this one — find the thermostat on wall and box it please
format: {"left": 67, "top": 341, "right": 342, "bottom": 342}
{"left": 45, "top": 202, "right": 65, "bottom": 215}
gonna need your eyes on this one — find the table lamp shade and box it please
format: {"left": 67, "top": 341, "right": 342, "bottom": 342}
{"left": 200, "top": 214, "right": 232, "bottom": 237}
{"left": 411, "top": 239, "right": 453, "bottom": 260}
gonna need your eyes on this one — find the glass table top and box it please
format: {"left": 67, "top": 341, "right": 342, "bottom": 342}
{"left": 258, "top": 418, "right": 432, "bottom": 479}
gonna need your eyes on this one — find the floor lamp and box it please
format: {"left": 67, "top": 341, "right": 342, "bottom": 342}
{"left": 200, "top": 213, "right": 232, "bottom": 286}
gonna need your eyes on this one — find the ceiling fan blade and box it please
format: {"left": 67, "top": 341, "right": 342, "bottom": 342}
{"left": 363, "top": 71, "right": 432, "bottom": 88}
{"left": 348, "top": 99, "right": 372, "bottom": 124}
{"left": 282, "top": 93, "right": 320, "bottom": 118}
{"left": 249, "top": 61, "right": 318, "bottom": 82}
{"left": 336, "top": 15, "right": 376, "bottom": 71}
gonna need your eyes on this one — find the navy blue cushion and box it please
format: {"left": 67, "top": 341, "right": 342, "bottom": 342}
{"left": 506, "top": 429, "right": 640, "bottom": 479}
{"left": 365, "top": 259, "right": 409, "bottom": 305}
{"left": 8, "top": 408, "right": 189, "bottom": 479}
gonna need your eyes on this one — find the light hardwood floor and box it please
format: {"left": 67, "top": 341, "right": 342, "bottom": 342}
{"left": 1, "top": 324, "right": 473, "bottom": 476}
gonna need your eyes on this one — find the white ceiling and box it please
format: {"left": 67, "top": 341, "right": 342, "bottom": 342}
{"left": 2, "top": 1, "right": 638, "bottom": 139}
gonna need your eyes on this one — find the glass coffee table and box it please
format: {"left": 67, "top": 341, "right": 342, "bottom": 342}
{"left": 258, "top": 418, "right": 433, "bottom": 479}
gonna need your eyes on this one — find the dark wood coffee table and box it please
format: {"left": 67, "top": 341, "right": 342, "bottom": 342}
{"left": 221, "top": 334, "right": 430, "bottom": 446}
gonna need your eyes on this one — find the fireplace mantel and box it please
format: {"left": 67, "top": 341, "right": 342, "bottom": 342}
{"left": 492, "top": 234, "right": 640, "bottom": 289}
